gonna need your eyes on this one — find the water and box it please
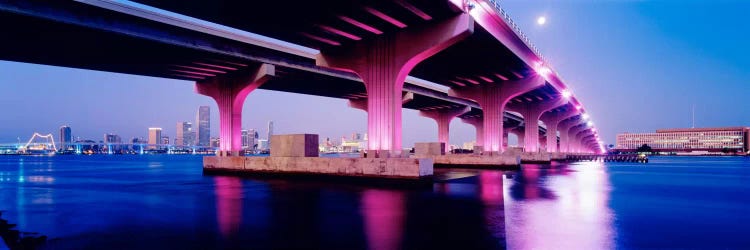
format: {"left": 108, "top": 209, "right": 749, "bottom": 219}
{"left": 1, "top": 155, "right": 750, "bottom": 249}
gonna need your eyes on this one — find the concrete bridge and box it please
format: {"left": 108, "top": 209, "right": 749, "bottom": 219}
{"left": 0, "top": 0, "right": 604, "bottom": 178}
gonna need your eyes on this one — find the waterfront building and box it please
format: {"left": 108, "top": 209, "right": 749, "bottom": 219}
{"left": 463, "top": 141, "right": 476, "bottom": 150}
{"left": 161, "top": 136, "right": 169, "bottom": 145}
{"left": 148, "top": 128, "right": 162, "bottom": 149}
{"left": 196, "top": 106, "right": 210, "bottom": 146}
{"left": 616, "top": 127, "right": 750, "bottom": 154}
{"left": 59, "top": 125, "right": 72, "bottom": 149}
{"left": 176, "top": 122, "right": 193, "bottom": 146}
{"left": 258, "top": 139, "right": 269, "bottom": 150}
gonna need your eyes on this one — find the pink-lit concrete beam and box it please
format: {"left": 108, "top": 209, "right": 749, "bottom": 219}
{"left": 540, "top": 108, "right": 578, "bottom": 153}
{"left": 347, "top": 92, "right": 414, "bottom": 112}
{"left": 317, "top": 14, "right": 473, "bottom": 156}
{"left": 506, "top": 96, "right": 567, "bottom": 152}
{"left": 196, "top": 64, "right": 275, "bottom": 155}
{"left": 449, "top": 76, "right": 545, "bottom": 154}
{"left": 557, "top": 117, "right": 582, "bottom": 153}
{"left": 420, "top": 106, "right": 470, "bottom": 152}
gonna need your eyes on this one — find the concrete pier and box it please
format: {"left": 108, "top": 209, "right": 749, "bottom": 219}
{"left": 431, "top": 154, "right": 521, "bottom": 168}
{"left": 203, "top": 156, "right": 433, "bottom": 179}
{"left": 203, "top": 134, "right": 433, "bottom": 180}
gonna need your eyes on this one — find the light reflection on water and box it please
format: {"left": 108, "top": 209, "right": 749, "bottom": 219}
{"left": 1, "top": 155, "right": 750, "bottom": 249}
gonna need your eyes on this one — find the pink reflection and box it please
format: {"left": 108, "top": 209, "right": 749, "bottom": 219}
{"left": 505, "top": 163, "right": 614, "bottom": 249}
{"left": 480, "top": 171, "right": 505, "bottom": 239}
{"left": 522, "top": 167, "right": 540, "bottom": 199}
{"left": 361, "top": 190, "right": 405, "bottom": 250}
{"left": 479, "top": 171, "right": 504, "bottom": 206}
{"left": 215, "top": 177, "right": 243, "bottom": 238}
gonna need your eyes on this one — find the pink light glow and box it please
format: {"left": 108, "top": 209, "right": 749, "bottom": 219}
{"left": 449, "top": 80, "right": 466, "bottom": 87}
{"left": 534, "top": 62, "right": 552, "bottom": 79}
{"left": 171, "top": 69, "right": 215, "bottom": 77}
{"left": 362, "top": 190, "right": 405, "bottom": 250}
{"left": 192, "top": 62, "right": 239, "bottom": 71}
{"left": 338, "top": 16, "right": 383, "bottom": 34}
{"left": 318, "top": 25, "right": 362, "bottom": 40}
{"left": 174, "top": 65, "right": 226, "bottom": 74}
{"left": 394, "top": 0, "right": 432, "bottom": 20}
{"left": 364, "top": 7, "right": 407, "bottom": 28}
{"left": 494, "top": 73, "right": 509, "bottom": 81}
{"left": 561, "top": 89, "right": 572, "bottom": 99}
{"left": 478, "top": 76, "right": 494, "bottom": 83}
{"left": 301, "top": 32, "right": 341, "bottom": 46}
{"left": 214, "top": 177, "right": 242, "bottom": 238}
{"left": 456, "top": 76, "right": 480, "bottom": 85}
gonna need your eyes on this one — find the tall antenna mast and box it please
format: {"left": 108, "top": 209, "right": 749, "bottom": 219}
{"left": 692, "top": 104, "right": 695, "bottom": 128}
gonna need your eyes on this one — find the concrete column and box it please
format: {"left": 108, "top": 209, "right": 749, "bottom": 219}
{"left": 540, "top": 108, "right": 577, "bottom": 153}
{"left": 450, "top": 76, "right": 545, "bottom": 154}
{"left": 317, "top": 14, "right": 473, "bottom": 157}
{"left": 420, "top": 106, "right": 470, "bottom": 152}
{"left": 195, "top": 64, "right": 274, "bottom": 155}
{"left": 461, "top": 116, "right": 483, "bottom": 147}
{"left": 506, "top": 97, "right": 567, "bottom": 152}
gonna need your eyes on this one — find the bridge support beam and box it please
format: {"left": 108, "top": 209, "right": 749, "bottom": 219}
{"left": 461, "top": 116, "right": 484, "bottom": 149}
{"left": 507, "top": 97, "right": 567, "bottom": 152}
{"left": 540, "top": 109, "right": 577, "bottom": 153}
{"left": 450, "top": 76, "right": 545, "bottom": 154}
{"left": 420, "top": 106, "right": 470, "bottom": 153}
{"left": 557, "top": 118, "right": 581, "bottom": 153}
{"left": 575, "top": 129, "right": 594, "bottom": 154}
{"left": 317, "top": 14, "right": 473, "bottom": 157}
{"left": 195, "top": 64, "right": 275, "bottom": 156}
{"left": 567, "top": 124, "right": 587, "bottom": 153}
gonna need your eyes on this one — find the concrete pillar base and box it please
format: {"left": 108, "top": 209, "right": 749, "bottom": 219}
{"left": 203, "top": 156, "right": 433, "bottom": 179}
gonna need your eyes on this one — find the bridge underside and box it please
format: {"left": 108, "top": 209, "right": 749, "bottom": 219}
{"left": 0, "top": 0, "right": 599, "bottom": 154}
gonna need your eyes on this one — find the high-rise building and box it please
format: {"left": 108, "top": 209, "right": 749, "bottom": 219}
{"left": 161, "top": 136, "right": 170, "bottom": 145}
{"left": 176, "top": 122, "right": 193, "bottom": 146}
{"left": 250, "top": 129, "right": 258, "bottom": 149}
{"left": 104, "top": 133, "right": 121, "bottom": 143}
{"left": 148, "top": 128, "right": 162, "bottom": 149}
{"left": 267, "top": 121, "right": 274, "bottom": 147}
{"left": 196, "top": 106, "right": 210, "bottom": 146}
{"left": 59, "top": 125, "right": 72, "bottom": 148}
{"left": 241, "top": 129, "right": 250, "bottom": 149}
{"left": 210, "top": 137, "right": 220, "bottom": 148}
{"left": 104, "top": 133, "right": 122, "bottom": 153}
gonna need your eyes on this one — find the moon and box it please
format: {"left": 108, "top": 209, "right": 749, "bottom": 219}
{"left": 537, "top": 16, "right": 547, "bottom": 26}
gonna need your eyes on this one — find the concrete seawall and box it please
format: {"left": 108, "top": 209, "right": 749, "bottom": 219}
{"left": 203, "top": 156, "right": 433, "bottom": 179}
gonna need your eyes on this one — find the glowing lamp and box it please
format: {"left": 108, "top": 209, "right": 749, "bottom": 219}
{"left": 561, "top": 89, "right": 572, "bottom": 99}
{"left": 534, "top": 62, "right": 552, "bottom": 79}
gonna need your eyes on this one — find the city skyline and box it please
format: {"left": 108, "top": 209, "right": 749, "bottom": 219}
{"left": 1, "top": 1, "right": 749, "bottom": 147}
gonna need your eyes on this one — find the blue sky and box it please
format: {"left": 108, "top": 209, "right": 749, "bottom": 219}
{"left": 0, "top": 0, "right": 748, "bottom": 147}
